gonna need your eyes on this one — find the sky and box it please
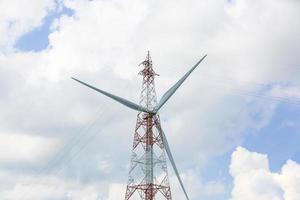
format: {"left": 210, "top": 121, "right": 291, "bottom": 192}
{"left": 0, "top": 0, "right": 299, "bottom": 199}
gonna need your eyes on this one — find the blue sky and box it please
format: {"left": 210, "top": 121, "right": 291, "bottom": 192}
{"left": 245, "top": 103, "right": 300, "bottom": 169}
{"left": 15, "top": 6, "right": 74, "bottom": 52}
{"left": 0, "top": 0, "right": 299, "bottom": 200}
{"left": 199, "top": 102, "right": 300, "bottom": 199}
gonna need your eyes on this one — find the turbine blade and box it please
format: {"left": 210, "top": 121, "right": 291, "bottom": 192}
{"left": 160, "top": 128, "right": 189, "bottom": 200}
{"left": 155, "top": 55, "right": 207, "bottom": 112}
{"left": 72, "top": 77, "right": 149, "bottom": 113}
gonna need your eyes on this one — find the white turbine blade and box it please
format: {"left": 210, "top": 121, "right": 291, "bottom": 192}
{"left": 72, "top": 77, "right": 150, "bottom": 113}
{"left": 161, "top": 128, "right": 189, "bottom": 200}
{"left": 155, "top": 55, "right": 207, "bottom": 112}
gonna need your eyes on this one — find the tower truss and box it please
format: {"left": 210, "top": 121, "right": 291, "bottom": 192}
{"left": 124, "top": 52, "right": 172, "bottom": 200}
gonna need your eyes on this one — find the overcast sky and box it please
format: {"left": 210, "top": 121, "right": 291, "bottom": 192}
{"left": 0, "top": 0, "right": 300, "bottom": 199}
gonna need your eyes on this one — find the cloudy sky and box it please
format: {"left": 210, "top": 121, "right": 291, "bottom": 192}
{"left": 0, "top": 0, "right": 299, "bottom": 199}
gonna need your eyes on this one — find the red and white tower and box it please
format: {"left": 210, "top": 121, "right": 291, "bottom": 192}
{"left": 124, "top": 52, "right": 172, "bottom": 200}
{"left": 73, "top": 51, "right": 206, "bottom": 200}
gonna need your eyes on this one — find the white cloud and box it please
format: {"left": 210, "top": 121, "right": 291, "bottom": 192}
{"left": 0, "top": 133, "right": 60, "bottom": 165}
{"left": 2, "top": 183, "right": 65, "bottom": 200}
{"left": 277, "top": 160, "right": 300, "bottom": 200}
{"left": 107, "top": 183, "right": 125, "bottom": 200}
{"left": 230, "top": 146, "right": 270, "bottom": 177}
{"left": 269, "top": 85, "right": 300, "bottom": 100}
{"left": 68, "top": 185, "right": 100, "bottom": 200}
{"left": 170, "top": 170, "right": 225, "bottom": 199}
{"left": 0, "top": 172, "right": 107, "bottom": 200}
{"left": 0, "top": 0, "right": 299, "bottom": 199}
{"left": 230, "top": 146, "right": 300, "bottom": 200}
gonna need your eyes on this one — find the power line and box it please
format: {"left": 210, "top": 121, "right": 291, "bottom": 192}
{"left": 18, "top": 105, "right": 108, "bottom": 199}
{"left": 199, "top": 75, "right": 300, "bottom": 106}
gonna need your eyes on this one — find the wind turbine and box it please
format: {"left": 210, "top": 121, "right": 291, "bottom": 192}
{"left": 72, "top": 52, "right": 207, "bottom": 200}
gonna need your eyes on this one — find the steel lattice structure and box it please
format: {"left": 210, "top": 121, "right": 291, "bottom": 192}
{"left": 72, "top": 52, "right": 207, "bottom": 200}
{"left": 124, "top": 52, "right": 172, "bottom": 200}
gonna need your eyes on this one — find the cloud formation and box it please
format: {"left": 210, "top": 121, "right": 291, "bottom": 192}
{"left": 0, "top": 132, "right": 59, "bottom": 165}
{"left": 0, "top": 0, "right": 299, "bottom": 199}
{"left": 230, "top": 147, "right": 300, "bottom": 200}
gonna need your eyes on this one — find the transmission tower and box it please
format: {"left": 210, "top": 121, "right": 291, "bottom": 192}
{"left": 72, "top": 51, "right": 207, "bottom": 200}
{"left": 124, "top": 52, "right": 172, "bottom": 200}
